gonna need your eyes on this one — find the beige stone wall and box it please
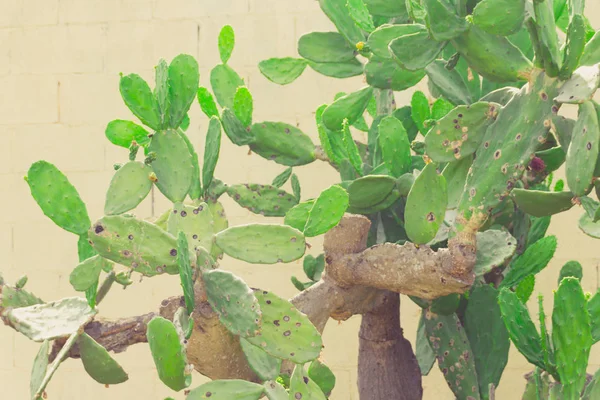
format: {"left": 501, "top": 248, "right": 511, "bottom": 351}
{"left": 1, "top": 1, "right": 599, "bottom": 398}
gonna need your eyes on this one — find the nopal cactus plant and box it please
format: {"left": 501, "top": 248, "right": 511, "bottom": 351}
{"left": 2, "top": 1, "right": 600, "bottom": 399}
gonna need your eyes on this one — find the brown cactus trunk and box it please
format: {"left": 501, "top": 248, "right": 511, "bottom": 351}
{"left": 357, "top": 291, "right": 423, "bottom": 400}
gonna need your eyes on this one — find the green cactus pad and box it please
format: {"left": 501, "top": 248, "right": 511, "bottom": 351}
{"left": 245, "top": 289, "right": 322, "bottom": 363}
{"left": 342, "top": 121, "right": 363, "bottom": 175}
{"left": 249, "top": 122, "right": 315, "bottom": 166}
{"left": 216, "top": 224, "right": 306, "bottom": 264}
{"left": 555, "top": 64, "right": 600, "bottom": 104}
{"left": 147, "top": 316, "right": 190, "bottom": 391}
{"left": 27, "top": 161, "right": 91, "bottom": 236}
{"left": 186, "top": 379, "right": 264, "bottom": 400}
{"left": 176, "top": 232, "right": 195, "bottom": 314}
{"left": 479, "top": 87, "right": 519, "bottom": 106}
{"left": 515, "top": 274, "right": 535, "bottom": 303}
{"left": 105, "top": 120, "right": 150, "bottom": 148}
{"left": 218, "top": 25, "right": 235, "bottom": 64}
{"left": 425, "top": 102, "right": 499, "bottom": 162}
{"left": 416, "top": 313, "right": 436, "bottom": 375}
{"left": 365, "top": 57, "right": 427, "bottom": 91}
{"left": 411, "top": 91, "right": 430, "bottom": 134}
{"left": 89, "top": 215, "right": 180, "bottom": 276}
{"left": 284, "top": 200, "right": 314, "bottom": 231}
{"left": 233, "top": 87, "right": 253, "bottom": 127}
{"left": 308, "top": 360, "right": 336, "bottom": 396}
{"left": 581, "top": 31, "right": 600, "bottom": 67}
{"left": 558, "top": 260, "right": 583, "bottom": 284}
{"left": 424, "top": 60, "right": 473, "bottom": 106}
{"left": 348, "top": 188, "right": 400, "bottom": 215}
{"left": 347, "top": 175, "right": 396, "bottom": 209}
{"left": 154, "top": 59, "right": 170, "bottom": 127}
{"left": 457, "top": 71, "right": 558, "bottom": 226}
{"left": 589, "top": 290, "right": 600, "bottom": 343}
{"left": 472, "top": 0, "right": 525, "bottom": 36}
{"left": 202, "top": 269, "right": 261, "bottom": 337}
{"left": 321, "top": 87, "right": 374, "bottom": 131}
{"left": 147, "top": 129, "right": 194, "bottom": 203}
{"left": 405, "top": 162, "right": 448, "bottom": 244}
{"left": 583, "top": 369, "right": 600, "bottom": 400}
{"left": 318, "top": 0, "right": 365, "bottom": 47}
{"left": 423, "top": 310, "right": 481, "bottom": 400}
{"left": 263, "top": 380, "right": 288, "bottom": 400}
{"left": 69, "top": 255, "right": 112, "bottom": 292}
{"left": 167, "top": 55, "right": 199, "bottom": 129}
{"left": 366, "top": 24, "right": 424, "bottom": 59}
{"left": 240, "top": 338, "right": 282, "bottom": 381}
{"left": 535, "top": 146, "right": 566, "bottom": 173}
{"left": 378, "top": 116, "right": 411, "bottom": 177}
{"left": 552, "top": 278, "right": 592, "bottom": 399}
{"left": 174, "top": 306, "right": 193, "bottom": 340}
{"left": 227, "top": 184, "right": 298, "bottom": 217}
{"left": 578, "top": 212, "right": 600, "bottom": 238}
{"left": 221, "top": 108, "right": 254, "bottom": 146}
{"left": 119, "top": 73, "right": 161, "bottom": 130}
{"left": 501, "top": 235, "right": 557, "bottom": 288}
{"left": 533, "top": 0, "right": 561, "bottom": 76}
{"left": 6, "top": 297, "right": 96, "bottom": 341}
{"left": 78, "top": 333, "right": 128, "bottom": 384}
{"left": 197, "top": 87, "right": 219, "bottom": 118}
{"left": 308, "top": 59, "right": 364, "bottom": 78}
{"left": 423, "top": 0, "right": 469, "bottom": 41}
{"left": 346, "top": 0, "right": 375, "bottom": 32}
{"left": 30, "top": 340, "right": 49, "bottom": 399}
{"left": 452, "top": 24, "right": 532, "bottom": 82}
{"left": 210, "top": 64, "right": 244, "bottom": 109}
{"left": 272, "top": 168, "right": 293, "bottom": 188}
{"left": 177, "top": 131, "right": 201, "bottom": 200}
{"left": 443, "top": 156, "right": 472, "bottom": 209}
{"left": 389, "top": 28, "right": 446, "bottom": 71}
{"left": 464, "top": 284, "right": 510, "bottom": 398}
{"left": 258, "top": 57, "right": 307, "bottom": 85}
{"left": 363, "top": 0, "right": 408, "bottom": 16}
{"left": 429, "top": 294, "right": 460, "bottom": 315}
{"left": 303, "top": 254, "right": 325, "bottom": 282}
{"left": 104, "top": 161, "right": 153, "bottom": 215}
{"left": 498, "top": 288, "right": 544, "bottom": 369}
{"left": 566, "top": 101, "right": 600, "bottom": 196}
{"left": 560, "top": 14, "right": 587, "bottom": 80}
{"left": 298, "top": 32, "right": 357, "bottom": 63}
{"left": 289, "top": 364, "right": 327, "bottom": 400}
{"left": 202, "top": 117, "right": 222, "bottom": 196}
{"left": 304, "top": 185, "right": 348, "bottom": 237}
{"left": 167, "top": 203, "right": 215, "bottom": 256}
{"left": 511, "top": 189, "right": 574, "bottom": 217}
{"left": 1, "top": 285, "right": 43, "bottom": 308}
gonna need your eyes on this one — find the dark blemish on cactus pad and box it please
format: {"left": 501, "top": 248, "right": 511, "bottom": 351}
{"left": 540, "top": 92, "right": 548, "bottom": 100}
{"left": 180, "top": 210, "right": 187, "bottom": 217}
{"left": 285, "top": 128, "right": 290, "bottom": 134}
{"left": 132, "top": 262, "right": 138, "bottom": 268}
{"left": 273, "top": 320, "right": 280, "bottom": 326}
{"left": 303, "top": 377, "right": 309, "bottom": 384}
{"left": 266, "top": 300, "right": 272, "bottom": 304}
{"left": 192, "top": 234, "right": 198, "bottom": 239}
{"left": 290, "top": 237, "right": 297, "bottom": 242}
{"left": 295, "top": 393, "right": 302, "bottom": 399}
{"left": 205, "top": 392, "right": 212, "bottom": 397}
{"left": 283, "top": 330, "right": 291, "bottom": 337}
{"left": 483, "top": 141, "right": 489, "bottom": 148}
{"left": 552, "top": 105, "right": 559, "bottom": 113}
{"left": 94, "top": 225, "right": 104, "bottom": 234}
{"left": 587, "top": 142, "right": 593, "bottom": 150}
{"left": 170, "top": 249, "right": 177, "bottom": 256}
{"left": 494, "top": 150, "right": 501, "bottom": 159}
{"left": 283, "top": 316, "right": 290, "bottom": 322}
{"left": 122, "top": 250, "right": 131, "bottom": 257}
{"left": 128, "top": 234, "right": 134, "bottom": 240}
{"left": 173, "top": 209, "right": 178, "bottom": 214}
{"left": 296, "top": 322, "right": 301, "bottom": 327}
{"left": 426, "top": 212, "right": 435, "bottom": 222}
{"left": 263, "top": 291, "right": 268, "bottom": 294}
{"left": 516, "top": 133, "right": 522, "bottom": 140}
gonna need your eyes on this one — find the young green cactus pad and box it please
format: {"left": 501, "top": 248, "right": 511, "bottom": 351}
{"left": 147, "top": 317, "right": 190, "bottom": 391}
{"left": 289, "top": 364, "right": 327, "bottom": 400}
{"left": 561, "top": 14, "right": 587, "bottom": 80}
{"left": 404, "top": 162, "right": 448, "bottom": 244}
{"left": 346, "top": 0, "right": 375, "bottom": 32}
{"left": 423, "top": 0, "right": 468, "bottom": 41}
{"left": 119, "top": 73, "right": 161, "bottom": 130}
{"left": 78, "top": 333, "right": 129, "bottom": 385}
{"left": 147, "top": 129, "right": 194, "bottom": 203}
{"left": 233, "top": 87, "right": 253, "bottom": 127}
{"left": 202, "top": 117, "right": 222, "bottom": 195}
{"left": 248, "top": 122, "right": 316, "bottom": 166}
{"left": 104, "top": 161, "right": 153, "bottom": 215}
{"left": 558, "top": 260, "right": 583, "bottom": 284}
{"left": 464, "top": 285, "right": 510, "bottom": 399}
{"left": 202, "top": 269, "right": 261, "bottom": 337}
{"left": 471, "top": 0, "right": 525, "bottom": 36}
{"left": 588, "top": 291, "right": 600, "bottom": 343}
{"left": 174, "top": 307, "right": 193, "bottom": 341}
{"left": 498, "top": 288, "right": 545, "bottom": 369}
{"left": 5, "top": 297, "right": 96, "bottom": 342}
{"left": 1, "top": 285, "right": 43, "bottom": 308}
{"left": 583, "top": 369, "right": 600, "bottom": 400}
{"left": 210, "top": 64, "right": 245, "bottom": 109}
{"left": 26, "top": 161, "right": 91, "bottom": 236}
{"left": 566, "top": 101, "right": 600, "bottom": 196}
{"left": 186, "top": 379, "right": 265, "bottom": 400}
{"left": 411, "top": 91, "right": 431, "bottom": 134}
{"left": 532, "top": 0, "right": 561, "bottom": 76}
{"left": 500, "top": 235, "right": 557, "bottom": 288}
{"left": 298, "top": 32, "right": 357, "bottom": 64}
{"left": 423, "top": 310, "right": 481, "bottom": 400}
{"left": 555, "top": 64, "right": 600, "bottom": 104}
{"left": 167, "top": 203, "right": 215, "bottom": 255}
{"left": 303, "top": 185, "right": 349, "bottom": 237}
{"left": 424, "top": 102, "right": 499, "bottom": 162}
{"left": 218, "top": 25, "right": 235, "bottom": 64}
{"left": 443, "top": 156, "right": 472, "bottom": 209}
{"left": 245, "top": 290, "right": 322, "bottom": 363}
{"left": 105, "top": 120, "right": 150, "bottom": 148}
{"left": 424, "top": 60, "right": 472, "bottom": 106}
{"left": 197, "top": 87, "right": 220, "bottom": 118}
{"left": 389, "top": 26, "right": 446, "bottom": 71}
{"left": 511, "top": 189, "right": 575, "bottom": 217}
{"left": 227, "top": 184, "right": 298, "bottom": 217}
{"left": 30, "top": 340, "right": 49, "bottom": 399}
{"left": 271, "top": 167, "right": 293, "bottom": 188}
{"left": 258, "top": 57, "right": 307, "bottom": 85}
{"left": 176, "top": 233, "right": 195, "bottom": 315}
{"left": 378, "top": 116, "right": 412, "bottom": 177}
{"left": 473, "top": 229, "right": 517, "bottom": 277}
{"left": 322, "top": 87, "right": 374, "bottom": 131}
{"left": 69, "top": 255, "right": 112, "bottom": 292}
{"left": 579, "top": 212, "right": 600, "bottom": 238}
{"left": 215, "top": 224, "right": 306, "bottom": 264}
{"left": 552, "top": 278, "right": 593, "bottom": 399}
{"left": 167, "top": 55, "right": 199, "bottom": 129}
{"left": 263, "top": 380, "right": 288, "bottom": 400}
{"left": 318, "top": 0, "right": 365, "bottom": 45}
{"left": 89, "top": 215, "right": 181, "bottom": 277}
{"left": 308, "top": 359, "right": 336, "bottom": 396}
{"left": 180, "top": 131, "right": 202, "bottom": 200}
{"left": 581, "top": 31, "right": 600, "bottom": 67}
{"left": 284, "top": 200, "right": 314, "bottom": 231}
{"left": 515, "top": 275, "right": 535, "bottom": 303}
{"left": 221, "top": 108, "right": 255, "bottom": 146}
{"left": 342, "top": 121, "right": 364, "bottom": 175}
{"left": 154, "top": 59, "right": 169, "bottom": 126}
{"left": 416, "top": 313, "right": 436, "bottom": 375}
{"left": 239, "top": 338, "right": 282, "bottom": 381}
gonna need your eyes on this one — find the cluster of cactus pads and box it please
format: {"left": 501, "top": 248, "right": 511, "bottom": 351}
{"left": 2, "top": 0, "right": 600, "bottom": 398}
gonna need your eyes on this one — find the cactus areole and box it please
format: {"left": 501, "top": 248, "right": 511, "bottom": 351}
{"left": 3, "top": 4, "right": 600, "bottom": 400}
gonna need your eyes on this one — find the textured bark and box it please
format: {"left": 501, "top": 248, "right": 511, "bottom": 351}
{"left": 358, "top": 292, "right": 423, "bottom": 400}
